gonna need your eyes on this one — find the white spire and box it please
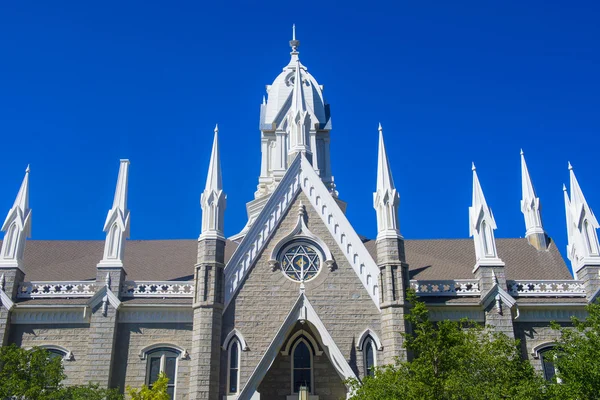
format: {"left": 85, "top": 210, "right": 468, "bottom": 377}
{"left": 200, "top": 126, "right": 226, "bottom": 240}
{"left": 373, "top": 124, "right": 401, "bottom": 240}
{"left": 98, "top": 160, "right": 130, "bottom": 267}
{"left": 565, "top": 162, "right": 600, "bottom": 276}
{"left": 205, "top": 124, "right": 223, "bottom": 193}
{"left": 469, "top": 164, "right": 503, "bottom": 270}
{"left": 287, "top": 59, "right": 311, "bottom": 158}
{"left": 520, "top": 150, "right": 547, "bottom": 249}
{"left": 0, "top": 166, "right": 32, "bottom": 269}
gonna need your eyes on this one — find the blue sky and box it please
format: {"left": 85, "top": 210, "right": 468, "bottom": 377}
{"left": 1, "top": 1, "right": 599, "bottom": 269}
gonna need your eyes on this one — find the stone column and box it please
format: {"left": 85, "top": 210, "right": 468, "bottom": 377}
{"left": 0, "top": 267, "right": 25, "bottom": 346}
{"left": 577, "top": 265, "right": 600, "bottom": 302}
{"left": 189, "top": 238, "right": 225, "bottom": 400}
{"left": 84, "top": 267, "right": 125, "bottom": 387}
{"left": 377, "top": 237, "right": 409, "bottom": 364}
{"left": 475, "top": 266, "right": 515, "bottom": 338}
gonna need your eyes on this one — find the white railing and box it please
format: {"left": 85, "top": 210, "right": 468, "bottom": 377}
{"left": 18, "top": 281, "right": 95, "bottom": 299}
{"left": 120, "top": 281, "right": 194, "bottom": 298}
{"left": 507, "top": 280, "right": 585, "bottom": 297}
{"left": 410, "top": 279, "right": 480, "bottom": 296}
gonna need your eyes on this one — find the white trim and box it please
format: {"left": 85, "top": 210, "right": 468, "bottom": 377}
{"left": 139, "top": 343, "right": 189, "bottom": 360}
{"left": 0, "top": 289, "right": 15, "bottom": 311}
{"left": 28, "top": 345, "right": 74, "bottom": 361}
{"left": 290, "top": 338, "right": 315, "bottom": 394}
{"left": 226, "top": 339, "right": 241, "bottom": 395}
{"left": 223, "top": 328, "right": 250, "bottom": 351}
{"left": 281, "top": 330, "right": 323, "bottom": 356}
{"left": 356, "top": 329, "right": 383, "bottom": 351}
{"left": 299, "top": 156, "right": 380, "bottom": 308}
{"left": 237, "top": 293, "right": 357, "bottom": 400}
{"left": 532, "top": 342, "right": 557, "bottom": 359}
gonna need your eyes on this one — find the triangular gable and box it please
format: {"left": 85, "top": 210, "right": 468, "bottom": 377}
{"left": 238, "top": 293, "right": 357, "bottom": 400}
{"left": 224, "top": 154, "right": 381, "bottom": 309}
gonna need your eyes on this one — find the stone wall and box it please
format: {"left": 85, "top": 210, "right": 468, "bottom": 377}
{"left": 113, "top": 323, "right": 193, "bottom": 398}
{"left": 222, "top": 192, "right": 381, "bottom": 395}
{"left": 9, "top": 323, "right": 90, "bottom": 386}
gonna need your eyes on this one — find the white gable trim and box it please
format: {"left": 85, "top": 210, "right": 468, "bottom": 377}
{"left": 224, "top": 156, "right": 302, "bottom": 308}
{"left": 356, "top": 328, "right": 383, "bottom": 351}
{"left": 223, "top": 328, "right": 250, "bottom": 351}
{"left": 224, "top": 154, "right": 381, "bottom": 310}
{"left": 0, "top": 289, "right": 15, "bottom": 311}
{"left": 299, "top": 156, "right": 380, "bottom": 308}
{"left": 238, "top": 293, "right": 357, "bottom": 400}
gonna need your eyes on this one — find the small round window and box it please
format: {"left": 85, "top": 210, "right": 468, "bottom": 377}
{"left": 281, "top": 243, "right": 321, "bottom": 282}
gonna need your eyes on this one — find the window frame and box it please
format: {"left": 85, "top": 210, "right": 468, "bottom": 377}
{"left": 363, "top": 337, "right": 377, "bottom": 377}
{"left": 279, "top": 241, "right": 323, "bottom": 283}
{"left": 290, "top": 338, "right": 314, "bottom": 394}
{"left": 143, "top": 347, "right": 181, "bottom": 399}
{"left": 227, "top": 339, "right": 241, "bottom": 394}
{"left": 539, "top": 348, "right": 557, "bottom": 381}
{"left": 33, "top": 345, "right": 74, "bottom": 361}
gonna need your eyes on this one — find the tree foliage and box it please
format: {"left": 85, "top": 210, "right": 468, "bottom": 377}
{"left": 546, "top": 301, "right": 600, "bottom": 399}
{"left": 126, "top": 373, "right": 170, "bottom": 400}
{"left": 0, "top": 344, "right": 122, "bottom": 400}
{"left": 349, "top": 292, "right": 547, "bottom": 400}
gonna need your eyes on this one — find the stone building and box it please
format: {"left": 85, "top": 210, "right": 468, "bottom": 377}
{"left": 1, "top": 29, "right": 599, "bottom": 400}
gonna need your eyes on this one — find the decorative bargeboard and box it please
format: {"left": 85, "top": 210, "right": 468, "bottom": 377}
{"left": 410, "top": 279, "right": 481, "bottom": 296}
{"left": 18, "top": 281, "right": 95, "bottom": 299}
{"left": 120, "top": 281, "right": 194, "bottom": 298}
{"left": 507, "top": 280, "right": 585, "bottom": 297}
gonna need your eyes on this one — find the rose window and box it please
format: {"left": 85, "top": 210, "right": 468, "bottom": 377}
{"left": 281, "top": 244, "right": 321, "bottom": 282}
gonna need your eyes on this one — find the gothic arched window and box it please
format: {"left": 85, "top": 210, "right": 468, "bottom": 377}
{"left": 364, "top": 338, "right": 376, "bottom": 377}
{"left": 145, "top": 348, "right": 178, "bottom": 399}
{"left": 228, "top": 339, "right": 241, "bottom": 395}
{"left": 292, "top": 340, "right": 313, "bottom": 393}
{"left": 539, "top": 349, "right": 557, "bottom": 381}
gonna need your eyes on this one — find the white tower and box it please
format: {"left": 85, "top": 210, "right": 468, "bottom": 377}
{"left": 98, "top": 160, "right": 130, "bottom": 268}
{"left": 373, "top": 124, "right": 401, "bottom": 240}
{"left": 520, "top": 150, "right": 547, "bottom": 250}
{"left": 470, "top": 164, "right": 504, "bottom": 270}
{"left": 200, "top": 125, "right": 226, "bottom": 240}
{"left": 0, "top": 166, "right": 32, "bottom": 269}
{"left": 564, "top": 162, "right": 600, "bottom": 277}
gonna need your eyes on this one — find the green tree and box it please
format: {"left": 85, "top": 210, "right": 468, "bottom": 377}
{"left": 0, "top": 344, "right": 123, "bottom": 400}
{"left": 126, "top": 373, "right": 170, "bottom": 400}
{"left": 348, "top": 292, "right": 547, "bottom": 400}
{"left": 546, "top": 301, "right": 600, "bottom": 399}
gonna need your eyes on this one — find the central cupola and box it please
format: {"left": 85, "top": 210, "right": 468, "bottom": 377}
{"left": 256, "top": 26, "right": 335, "bottom": 198}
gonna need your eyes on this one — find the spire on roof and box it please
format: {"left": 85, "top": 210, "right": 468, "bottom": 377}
{"left": 200, "top": 125, "right": 226, "bottom": 240}
{"left": 289, "top": 24, "right": 300, "bottom": 54}
{"left": 291, "top": 59, "right": 306, "bottom": 116}
{"left": 520, "top": 151, "right": 547, "bottom": 250}
{"left": 98, "top": 160, "right": 130, "bottom": 268}
{"left": 469, "top": 164, "right": 503, "bottom": 270}
{"left": 374, "top": 124, "right": 401, "bottom": 240}
{"left": 0, "top": 166, "right": 32, "bottom": 269}
{"left": 564, "top": 162, "right": 600, "bottom": 277}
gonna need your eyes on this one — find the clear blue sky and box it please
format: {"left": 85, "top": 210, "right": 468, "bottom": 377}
{"left": 1, "top": 1, "right": 599, "bottom": 269}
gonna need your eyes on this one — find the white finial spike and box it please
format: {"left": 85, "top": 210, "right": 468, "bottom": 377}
{"left": 293, "top": 24, "right": 296, "bottom": 41}
{"left": 205, "top": 128, "right": 223, "bottom": 192}
{"left": 376, "top": 127, "right": 395, "bottom": 192}
{"left": 112, "top": 160, "right": 130, "bottom": 212}
{"left": 214, "top": 123, "right": 219, "bottom": 134}
{"left": 568, "top": 161, "right": 573, "bottom": 170}
{"left": 0, "top": 273, "right": 5, "bottom": 291}
{"left": 520, "top": 150, "right": 545, "bottom": 248}
{"left": 378, "top": 122, "right": 383, "bottom": 133}
{"left": 262, "top": 95, "right": 266, "bottom": 105}
{"left": 0, "top": 166, "right": 33, "bottom": 267}
{"left": 563, "top": 183, "right": 567, "bottom": 192}
{"left": 25, "top": 164, "right": 30, "bottom": 173}
{"left": 471, "top": 162, "right": 476, "bottom": 171}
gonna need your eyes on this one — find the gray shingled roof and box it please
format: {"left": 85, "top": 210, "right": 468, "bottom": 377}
{"left": 11, "top": 237, "right": 572, "bottom": 282}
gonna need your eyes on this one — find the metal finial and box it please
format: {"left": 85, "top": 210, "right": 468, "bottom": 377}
{"left": 289, "top": 24, "right": 300, "bottom": 52}
{"left": 214, "top": 123, "right": 219, "bottom": 134}
{"left": 520, "top": 149, "right": 524, "bottom": 155}
{"left": 26, "top": 164, "right": 30, "bottom": 174}
{"left": 297, "top": 201, "right": 305, "bottom": 217}
{"left": 378, "top": 122, "right": 382, "bottom": 133}
{"left": 568, "top": 161, "right": 573, "bottom": 171}
{"left": 471, "top": 162, "right": 476, "bottom": 171}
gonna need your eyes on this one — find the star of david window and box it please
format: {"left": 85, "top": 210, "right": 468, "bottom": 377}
{"left": 280, "top": 243, "right": 321, "bottom": 282}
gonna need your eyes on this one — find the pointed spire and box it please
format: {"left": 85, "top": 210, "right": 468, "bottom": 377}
{"left": 376, "top": 124, "right": 395, "bottom": 193}
{"left": 112, "top": 160, "right": 129, "bottom": 212}
{"left": 98, "top": 160, "right": 131, "bottom": 267}
{"left": 520, "top": 151, "right": 546, "bottom": 249}
{"left": 205, "top": 125, "right": 223, "bottom": 193}
{"left": 565, "top": 162, "right": 600, "bottom": 276}
{"left": 200, "top": 125, "right": 227, "bottom": 240}
{"left": 569, "top": 162, "right": 588, "bottom": 207}
{"left": 469, "top": 164, "right": 503, "bottom": 269}
{"left": 0, "top": 166, "right": 33, "bottom": 269}
{"left": 471, "top": 163, "right": 489, "bottom": 211}
{"left": 374, "top": 124, "right": 401, "bottom": 240}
